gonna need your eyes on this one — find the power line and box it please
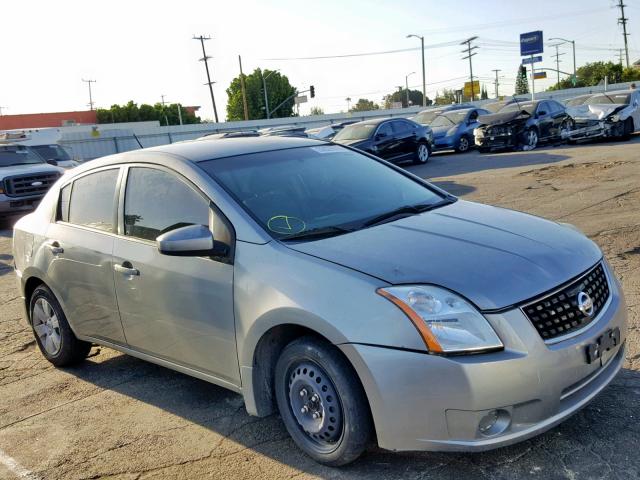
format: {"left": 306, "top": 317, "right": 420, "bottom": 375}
{"left": 461, "top": 37, "right": 479, "bottom": 100}
{"left": 616, "top": 0, "right": 631, "bottom": 68}
{"left": 491, "top": 69, "right": 501, "bottom": 98}
{"left": 193, "top": 35, "right": 219, "bottom": 123}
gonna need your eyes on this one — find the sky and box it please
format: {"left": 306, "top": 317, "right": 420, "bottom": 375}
{"left": 2, "top": 0, "right": 640, "bottom": 121}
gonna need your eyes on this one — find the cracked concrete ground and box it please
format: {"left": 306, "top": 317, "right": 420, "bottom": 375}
{"left": 0, "top": 137, "right": 639, "bottom": 479}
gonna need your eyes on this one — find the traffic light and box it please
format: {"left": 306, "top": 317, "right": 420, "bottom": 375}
{"left": 310, "top": 85, "right": 315, "bottom": 98}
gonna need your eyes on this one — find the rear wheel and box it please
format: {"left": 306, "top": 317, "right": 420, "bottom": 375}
{"left": 413, "top": 141, "right": 430, "bottom": 164}
{"left": 455, "top": 135, "right": 471, "bottom": 153}
{"left": 30, "top": 285, "right": 92, "bottom": 366}
{"left": 275, "top": 337, "right": 372, "bottom": 466}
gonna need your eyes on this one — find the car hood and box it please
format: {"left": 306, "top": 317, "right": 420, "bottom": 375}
{"left": 566, "top": 104, "right": 628, "bottom": 121}
{"left": 286, "top": 200, "right": 601, "bottom": 310}
{"left": 478, "top": 110, "right": 531, "bottom": 126}
{"left": 0, "top": 163, "right": 63, "bottom": 177}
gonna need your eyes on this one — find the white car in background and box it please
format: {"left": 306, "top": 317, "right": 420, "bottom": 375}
{"left": 565, "top": 89, "right": 640, "bottom": 141}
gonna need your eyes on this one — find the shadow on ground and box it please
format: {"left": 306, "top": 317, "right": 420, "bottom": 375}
{"left": 430, "top": 180, "right": 476, "bottom": 197}
{"left": 64, "top": 351, "right": 640, "bottom": 479}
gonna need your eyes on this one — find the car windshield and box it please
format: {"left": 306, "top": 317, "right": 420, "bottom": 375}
{"left": 431, "top": 112, "right": 466, "bottom": 127}
{"left": 32, "top": 144, "right": 71, "bottom": 161}
{"left": 499, "top": 102, "right": 536, "bottom": 114}
{"left": 565, "top": 96, "right": 590, "bottom": 107}
{"left": 586, "top": 93, "right": 631, "bottom": 105}
{"left": 413, "top": 110, "right": 442, "bottom": 125}
{"left": 200, "top": 145, "right": 446, "bottom": 240}
{"left": 0, "top": 145, "right": 46, "bottom": 167}
{"left": 332, "top": 124, "right": 376, "bottom": 141}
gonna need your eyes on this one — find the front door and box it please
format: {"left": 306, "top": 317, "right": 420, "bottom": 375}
{"left": 46, "top": 167, "right": 126, "bottom": 344}
{"left": 112, "top": 166, "right": 238, "bottom": 384}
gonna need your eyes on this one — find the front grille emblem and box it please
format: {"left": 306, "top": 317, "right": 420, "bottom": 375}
{"left": 31, "top": 181, "right": 43, "bottom": 186}
{"left": 577, "top": 291, "right": 594, "bottom": 317}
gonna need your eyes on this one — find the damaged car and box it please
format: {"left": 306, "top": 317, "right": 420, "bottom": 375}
{"left": 475, "top": 100, "right": 572, "bottom": 152}
{"left": 565, "top": 89, "right": 639, "bottom": 142}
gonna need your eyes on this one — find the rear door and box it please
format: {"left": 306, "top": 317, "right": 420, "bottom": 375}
{"left": 391, "top": 120, "right": 417, "bottom": 158}
{"left": 112, "top": 165, "right": 239, "bottom": 384}
{"left": 46, "top": 167, "right": 126, "bottom": 343}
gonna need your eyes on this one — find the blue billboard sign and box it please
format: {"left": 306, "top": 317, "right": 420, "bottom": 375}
{"left": 520, "top": 31, "right": 544, "bottom": 56}
{"left": 522, "top": 55, "right": 542, "bottom": 65}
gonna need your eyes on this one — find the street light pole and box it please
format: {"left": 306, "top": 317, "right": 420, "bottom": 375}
{"left": 407, "top": 34, "right": 426, "bottom": 106}
{"left": 550, "top": 37, "right": 576, "bottom": 84}
{"left": 405, "top": 72, "right": 415, "bottom": 107}
{"left": 261, "top": 69, "right": 280, "bottom": 119}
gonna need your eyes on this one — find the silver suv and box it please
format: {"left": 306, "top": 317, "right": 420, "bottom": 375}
{"left": 0, "top": 144, "right": 63, "bottom": 219}
{"left": 12, "top": 137, "right": 627, "bottom": 466}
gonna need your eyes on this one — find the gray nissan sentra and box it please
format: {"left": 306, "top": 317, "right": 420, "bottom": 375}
{"left": 12, "top": 137, "right": 627, "bottom": 466}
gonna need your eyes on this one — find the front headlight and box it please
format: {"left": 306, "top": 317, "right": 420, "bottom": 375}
{"left": 611, "top": 114, "right": 620, "bottom": 123}
{"left": 378, "top": 285, "right": 503, "bottom": 354}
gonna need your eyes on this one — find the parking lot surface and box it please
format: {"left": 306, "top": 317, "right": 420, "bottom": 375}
{"left": 0, "top": 139, "right": 639, "bottom": 479}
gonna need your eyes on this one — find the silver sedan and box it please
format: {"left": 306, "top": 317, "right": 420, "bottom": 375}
{"left": 12, "top": 137, "right": 627, "bottom": 465}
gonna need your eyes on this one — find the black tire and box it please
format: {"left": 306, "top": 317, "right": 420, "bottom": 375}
{"left": 520, "top": 127, "right": 538, "bottom": 151}
{"left": 275, "top": 336, "right": 373, "bottom": 466}
{"left": 29, "top": 285, "right": 92, "bottom": 367}
{"left": 413, "top": 141, "right": 430, "bottom": 164}
{"left": 455, "top": 135, "right": 471, "bottom": 153}
{"left": 622, "top": 117, "right": 634, "bottom": 141}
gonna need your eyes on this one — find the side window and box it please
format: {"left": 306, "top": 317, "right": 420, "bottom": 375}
{"left": 392, "top": 120, "right": 410, "bottom": 134}
{"left": 376, "top": 123, "right": 393, "bottom": 137}
{"left": 537, "top": 102, "right": 549, "bottom": 115}
{"left": 124, "top": 167, "right": 209, "bottom": 241}
{"left": 469, "top": 110, "right": 479, "bottom": 121}
{"left": 68, "top": 169, "right": 118, "bottom": 232}
{"left": 57, "top": 184, "right": 71, "bottom": 222}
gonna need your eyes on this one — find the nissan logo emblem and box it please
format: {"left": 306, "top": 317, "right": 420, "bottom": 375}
{"left": 577, "top": 291, "right": 594, "bottom": 317}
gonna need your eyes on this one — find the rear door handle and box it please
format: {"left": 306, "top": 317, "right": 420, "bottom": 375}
{"left": 114, "top": 262, "right": 140, "bottom": 276}
{"left": 46, "top": 241, "right": 64, "bottom": 255}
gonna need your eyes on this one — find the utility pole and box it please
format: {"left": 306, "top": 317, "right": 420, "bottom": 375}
{"left": 407, "top": 34, "right": 427, "bottom": 106}
{"left": 618, "top": 48, "right": 625, "bottom": 65}
{"left": 550, "top": 37, "right": 576, "bottom": 84}
{"left": 345, "top": 97, "right": 351, "bottom": 111}
{"left": 491, "top": 69, "right": 501, "bottom": 98}
{"left": 460, "top": 37, "right": 479, "bottom": 100}
{"left": 405, "top": 72, "right": 415, "bottom": 107}
{"left": 617, "top": 0, "right": 630, "bottom": 68}
{"left": 193, "top": 35, "right": 219, "bottom": 123}
{"left": 238, "top": 55, "right": 249, "bottom": 121}
{"left": 82, "top": 79, "right": 96, "bottom": 110}
{"left": 551, "top": 44, "right": 565, "bottom": 85}
{"left": 160, "top": 94, "right": 169, "bottom": 126}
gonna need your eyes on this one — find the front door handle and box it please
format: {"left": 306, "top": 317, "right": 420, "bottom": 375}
{"left": 46, "top": 241, "right": 64, "bottom": 255}
{"left": 114, "top": 261, "right": 140, "bottom": 276}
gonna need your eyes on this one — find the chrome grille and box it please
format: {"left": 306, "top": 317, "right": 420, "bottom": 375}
{"left": 3, "top": 172, "right": 59, "bottom": 198}
{"left": 522, "top": 263, "right": 610, "bottom": 341}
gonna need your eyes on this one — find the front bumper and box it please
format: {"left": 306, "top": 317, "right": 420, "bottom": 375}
{"left": 0, "top": 193, "right": 43, "bottom": 217}
{"left": 339, "top": 262, "right": 627, "bottom": 452}
{"left": 474, "top": 129, "right": 518, "bottom": 149}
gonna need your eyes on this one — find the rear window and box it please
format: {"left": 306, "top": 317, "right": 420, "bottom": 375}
{"left": 68, "top": 169, "right": 118, "bottom": 232}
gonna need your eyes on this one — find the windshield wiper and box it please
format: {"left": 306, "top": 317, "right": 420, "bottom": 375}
{"left": 362, "top": 199, "right": 455, "bottom": 228}
{"left": 280, "top": 225, "right": 355, "bottom": 242}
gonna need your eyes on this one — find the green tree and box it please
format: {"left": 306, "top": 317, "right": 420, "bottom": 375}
{"left": 434, "top": 88, "right": 457, "bottom": 105}
{"left": 383, "top": 89, "right": 430, "bottom": 109}
{"left": 96, "top": 101, "right": 200, "bottom": 125}
{"left": 226, "top": 68, "right": 297, "bottom": 120}
{"left": 309, "top": 106, "right": 324, "bottom": 115}
{"left": 548, "top": 61, "right": 640, "bottom": 91}
{"left": 515, "top": 65, "right": 530, "bottom": 95}
{"left": 481, "top": 85, "right": 489, "bottom": 100}
{"left": 350, "top": 98, "right": 379, "bottom": 112}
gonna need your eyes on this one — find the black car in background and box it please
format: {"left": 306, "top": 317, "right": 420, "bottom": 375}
{"left": 474, "top": 99, "right": 572, "bottom": 151}
{"left": 332, "top": 117, "right": 432, "bottom": 164}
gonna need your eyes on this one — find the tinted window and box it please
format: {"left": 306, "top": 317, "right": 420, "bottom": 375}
{"left": 500, "top": 102, "right": 536, "bottom": 114}
{"left": 58, "top": 184, "right": 71, "bottom": 222}
{"left": 391, "top": 120, "right": 410, "bottom": 133}
{"left": 32, "top": 145, "right": 71, "bottom": 161}
{"left": 537, "top": 102, "right": 550, "bottom": 115}
{"left": 376, "top": 123, "right": 393, "bottom": 136}
{"left": 333, "top": 124, "right": 376, "bottom": 141}
{"left": 124, "top": 167, "right": 209, "bottom": 241}
{"left": 200, "top": 145, "right": 444, "bottom": 240}
{"left": 68, "top": 169, "right": 118, "bottom": 232}
{"left": 549, "top": 101, "right": 564, "bottom": 113}
{"left": 413, "top": 110, "right": 441, "bottom": 125}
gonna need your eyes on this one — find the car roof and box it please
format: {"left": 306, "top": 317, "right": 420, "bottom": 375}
{"left": 119, "top": 136, "right": 328, "bottom": 164}
{"left": 346, "top": 117, "right": 411, "bottom": 128}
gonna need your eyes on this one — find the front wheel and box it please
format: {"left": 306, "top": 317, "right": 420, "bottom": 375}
{"left": 455, "top": 135, "right": 471, "bottom": 153}
{"left": 413, "top": 142, "right": 430, "bottom": 164}
{"left": 275, "top": 337, "right": 373, "bottom": 466}
{"left": 521, "top": 128, "right": 538, "bottom": 151}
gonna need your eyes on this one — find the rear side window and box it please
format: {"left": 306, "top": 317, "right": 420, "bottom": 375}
{"left": 376, "top": 123, "right": 393, "bottom": 137}
{"left": 123, "top": 167, "right": 209, "bottom": 241}
{"left": 392, "top": 120, "right": 410, "bottom": 133}
{"left": 57, "top": 184, "right": 71, "bottom": 222}
{"left": 68, "top": 169, "right": 118, "bottom": 232}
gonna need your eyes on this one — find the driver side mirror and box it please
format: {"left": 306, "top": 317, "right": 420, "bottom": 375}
{"left": 46, "top": 159, "right": 58, "bottom": 166}
{"left": 375, "top": 131, "right": 387, "bottom": 140}
{"left": 157, "top": 224, "right": 228, "bottom": 257}
{"left": 537, "top": 110, "right": 547, "bottom": 117}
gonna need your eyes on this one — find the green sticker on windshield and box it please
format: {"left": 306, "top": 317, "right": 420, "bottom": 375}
{"left": 267, "top": 215, "right": 306, "bottom": 235}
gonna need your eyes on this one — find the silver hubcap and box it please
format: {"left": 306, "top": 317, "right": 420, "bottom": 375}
{"left": 418, "top": 144, "right": 429, "bottom": 162}
{"left": 288, "top": 362, "right": 343, "bottom": 445}
{"left": 32, "top": 298, "right": 61, "bottom": 356}
{"left": 523, "top": 130, "right": 538, "bottom": 150}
